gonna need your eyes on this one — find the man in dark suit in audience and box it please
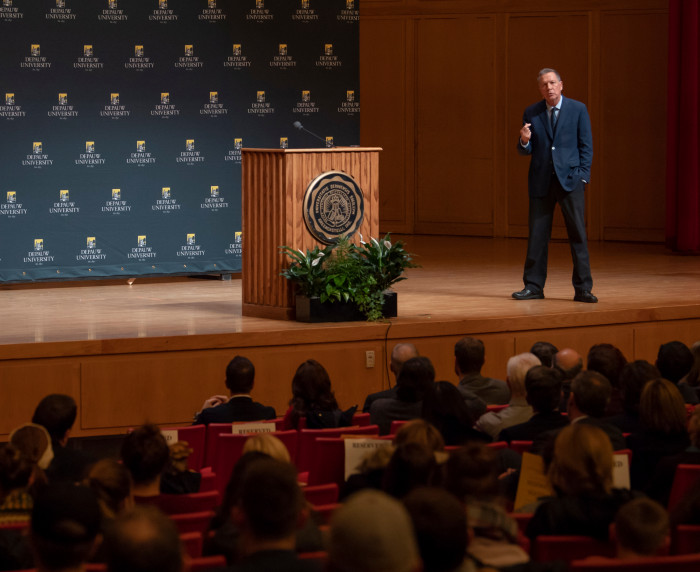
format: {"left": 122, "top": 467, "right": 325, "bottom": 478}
{"left": 455, "top": 337, "right": 510, "bottom": 405}
{"left": 194, "top": 355, "right": 276, "bottom": 424}
{"left": 32, "top": 394, "right": 96, "bottom": 483}
{"left": 362, "top": 343, "right": 418, "bottom": 413}
{"left": 499, "top": 365, "right": 568, "bottom": 443}
{"left": 532, "top": 370, "right": 626, "bottom": 454}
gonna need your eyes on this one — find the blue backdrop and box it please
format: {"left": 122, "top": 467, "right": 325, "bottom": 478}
{"left": 0, "top": 0, "right": 359, "bottom": 282}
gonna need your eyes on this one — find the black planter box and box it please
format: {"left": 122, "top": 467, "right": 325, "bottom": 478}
{"left": 295, "top": 291, "right": 397, "bottom": 323}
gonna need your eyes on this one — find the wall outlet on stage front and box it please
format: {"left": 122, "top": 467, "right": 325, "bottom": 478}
{"left": 365, "top": 350, "right": 375, "bottom": 368}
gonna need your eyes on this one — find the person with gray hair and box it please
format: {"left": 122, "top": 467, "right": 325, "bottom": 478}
{"left": 476, "top": 352, "right": 541, "bottom": 439}
{"left": 328, "top": 489, "right": 421, "bottom": 572}
{"left": 512, "top": 67, "right": 596, "bottom": 303}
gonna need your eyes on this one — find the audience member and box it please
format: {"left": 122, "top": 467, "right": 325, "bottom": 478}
{"left": 552, "top": 348, "right": 583, "bottom": 411}
{"left": 32, "top": 394, "right": 96, "bottom": 484}
{"left": 229, "top": 458, "right": 321, "bottom": 571}
{"left": 614, "top": 497, "right": 669, "bottom": 559}
{"left": 498, "top": 366, "right": 567, "bottom": 443}
{"left": 282, "top": 359, "right": 356, "bottom": 430}
{"left": 30, "top": 483, "right": 101, "bottom": 572}
{"left": 194, "top": 356, "right": 276, "bottom": 425}
{"left": 241, "top": 433, "right": 291, "bottom": 463}
{"left": 121, "top": 424, "right": 170, "bottom": 499}
{"left": 371, "top": 357, "right": 435, "bottom": 435}
{"left": 647, "top": 404, "right": 700, "bottom": 505}
{"left": 586, "top": 343, "right": 627, "bottom": 415}
{"left": 328, "top": 489, "right": 421, "bottom": 572}
{"left": 657, "top": 341, "right": 698, "bottom": 404}
{"left": 476, "top": 352, "right": 540, "bottom": 439}
{"left": 393, "top": 419, "right": 445, "bottom": 452}
{"left": 533, "top": 371, "right": 626, "bottom": 454}
{"left": 526, "top": 424, "right": 638, "bottom": 541}
{"left": 681, "top": 340, "right": 700, "bottom": 397}
{"left": 423, "top": 381, "right": 490, "bottom": 445}
{"left": 403, "top": 487, "right": 470, "bottom": 572}
{"left": 9, "top": 423, "right": 53, "bottom": 494}
{"left": 206, "top": 452, "right": 322, "bottom": 564}
{"left": 444, "top": 443, "right": 528, "bottom": 567}
{"left": 0, "top": 443, "right": 34, "bottom": 525}
{"left": 530, "top": 341, "right": 559, "bottom": 368}
{"left": 121, "top": 424, "right": 200, "bottom": 501}
{"left": 626, "top": 378, "right": 690, "bottom": 491}
{"left": 362, "top": 343, "right": 419, "bottom": 412}
{"left": 382, "top": 442, "right": 438, "bottom": 499}
{"left": 105, "top": 505, "right": 184, "bottom": 572}
{"left": 84, "top": 459, "right": 134, "bottom": 522}
{"left": 455, "top": 337, "right": 510, "bottom": 404}
{"left": 606, "top": 360, "right": 659, "bottom": 433}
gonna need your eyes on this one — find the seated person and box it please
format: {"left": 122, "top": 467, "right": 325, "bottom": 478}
{"left": 327, "top": 490, "right": 421, "bottom": 572}
{"left": 476, "top": 352, "right": 540, "bottom": 439}
{"left": 194, "top": 356, "right": 276, "bottom": 424}
{"left": 526, "top": 424, "right": 639, "bottom": 542}
{"left": 32, "top": 394, "right": 96, "bottom": 483}
{"left": 229, "top": 458, "right": 322, "bottom": 571}
{"left": 281, "top": 359, "right": 356, "bottom": 430}
{"left": 577, "top": 498, "right": 669, "bottom": 564}
{"left": 371, "top": 357, "right": 435, "bottom": 435}
{"left": 121, "top": 424, "right": 200, "bottom": 504}
{"left": 498, "top": 365, "right": 567, "bottom": 443}
{"left": 105, "top": 505, "right": 184, "bottom": 572}
{"left": 614, "top": 498, "right": 669, "bottom": 559}
{"left": 455, "top": 337, "right": 510, "bottom": 405}
{"left": 422, "top": 382, "right": 491, "bottom": 446}
{"left": 362, "top": 343, "right": 418, "bottom": 412}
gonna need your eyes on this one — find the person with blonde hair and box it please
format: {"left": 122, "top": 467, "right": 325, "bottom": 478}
{"left": 242, "top": 433, "right": 291, "bottom": 463}
{"left": 527, "top": 423, "right": 638, "bottom": 541}
{"left": 393, "top": 419, "right": 445, "bottom": 452}
{"left": 476, "top": 352, "right": 541, "bottom": 439}
{"left": 627, "top": 378, "right": 690, "bottom": 491}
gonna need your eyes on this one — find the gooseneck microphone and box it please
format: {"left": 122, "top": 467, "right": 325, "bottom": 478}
{"left": 293, "top": 121, "right": 333, "bottom": 147}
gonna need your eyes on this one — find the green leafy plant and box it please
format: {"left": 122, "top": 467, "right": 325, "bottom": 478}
{"left": 280, "top": 233, "right": 418, "bottom": 321}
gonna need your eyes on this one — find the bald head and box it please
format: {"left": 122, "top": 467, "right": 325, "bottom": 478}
{"left": 555, "top": 348, "right": 582, "bottom": 370}
{"left": 390, "top": 344, "right": 419, "bottom": 379}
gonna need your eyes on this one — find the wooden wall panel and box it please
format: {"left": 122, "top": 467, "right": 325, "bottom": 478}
{"left": 361, "top": 1, "right": 669, "bottom": 242}
{"left": 0, "top": 361, "right": 80, "bottom": 435}
{"left": 3, "top": 313, "right": 698, "bottom": 438}
{"left": 360, "top": 18, "right": 412, "bottom": 232}
{"left": 599, "top": 11, "right": 667, "bottom": 242}
{"left": 414, "top": 16, "right": 496, "bottom": 235}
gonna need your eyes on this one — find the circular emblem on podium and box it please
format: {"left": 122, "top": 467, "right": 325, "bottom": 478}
{"left": 303, "top": 170, "right": 364, "bottom": 244}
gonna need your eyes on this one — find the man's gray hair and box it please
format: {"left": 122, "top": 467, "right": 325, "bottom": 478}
{"left": 538, "top": 68, "right": 561, "bottom": 82}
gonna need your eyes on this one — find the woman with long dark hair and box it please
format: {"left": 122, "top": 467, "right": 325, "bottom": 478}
{"left": 282, "top": 359, "right": 355, "bottom": 429}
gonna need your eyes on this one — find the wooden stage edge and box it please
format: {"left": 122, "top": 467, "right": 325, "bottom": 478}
{"left": 1, "top": 236, "right": 700, "bottom": 439}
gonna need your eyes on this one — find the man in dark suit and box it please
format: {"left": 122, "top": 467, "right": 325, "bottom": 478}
{"left": 194, "top": 355, "right": 276, "bottom": 424}
{"left": 513, "top": 68, "right": 597, "bottom": 303}
{"left": 362, "top": 343, "right": 418, "bottom": 412}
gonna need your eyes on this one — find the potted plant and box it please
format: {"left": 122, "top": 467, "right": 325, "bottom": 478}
{"left": 280, "top": 234, "right": 418, "bottom": 322}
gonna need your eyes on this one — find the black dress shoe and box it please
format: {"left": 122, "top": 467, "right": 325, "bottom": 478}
{"left": 574, "top": 290, "right": 598, "bottom": 303}
{"left": 512, "top": 288, "right": 544, "bottom": 300}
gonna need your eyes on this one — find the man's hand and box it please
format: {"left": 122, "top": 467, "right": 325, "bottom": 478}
{"left": 200, "top": 394, "right": 229, "bottom": 411}
{"left": 519, "top": 122, "right": 532, "bottom": 146}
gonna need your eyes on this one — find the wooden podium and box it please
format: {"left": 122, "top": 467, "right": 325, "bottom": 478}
{"left": 241, "top": 147, "right": 381, "bottom": 320}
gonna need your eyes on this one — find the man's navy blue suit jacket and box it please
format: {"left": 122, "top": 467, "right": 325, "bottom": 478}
{"left": 517, "top": 95, "right": 593, "bottom": 197}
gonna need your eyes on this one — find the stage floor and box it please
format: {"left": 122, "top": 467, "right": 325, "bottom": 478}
{"left": 2, "top": 235, "right": 700, "bottom": 351}
{"left": 3, "top": 235, "right": 700, "bottom": 438}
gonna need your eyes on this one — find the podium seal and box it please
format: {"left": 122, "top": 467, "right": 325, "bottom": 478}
{"left": 303, "top": 170, "right": 364, "bottom": 244}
